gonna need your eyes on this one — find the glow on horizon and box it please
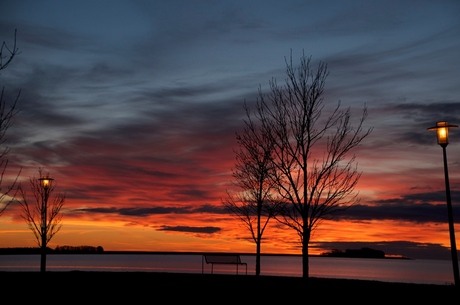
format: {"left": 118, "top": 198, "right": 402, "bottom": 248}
{"left": 1, "top": 206, "right": 457, "bottom": 257}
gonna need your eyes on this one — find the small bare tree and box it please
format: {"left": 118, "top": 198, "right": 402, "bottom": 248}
{"left": 255, "top": 51, "right": 372, "bottom": 279}
{"left": 18, "top": 168, "right": 65, "bottom": 272}
{"left": 0, "top": 29, "right": 21, "bottom": 216}
{"left": 223, "top": 102, "right": 282, "bottom": 276}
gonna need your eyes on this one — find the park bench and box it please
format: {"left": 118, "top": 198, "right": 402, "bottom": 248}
{"left": 202, "top": 253, "right": 247, "bottom": 275}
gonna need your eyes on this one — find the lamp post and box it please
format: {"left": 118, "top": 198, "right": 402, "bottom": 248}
{"left": 38, "top": 175, "right": 53, "bottom": 273}
{"left": 427, "top": 121, "right": 459, "bottom": 287}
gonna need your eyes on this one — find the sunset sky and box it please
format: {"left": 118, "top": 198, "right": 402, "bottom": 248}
{"left": 1, "top": 0, "right": 460, "bottom": 260}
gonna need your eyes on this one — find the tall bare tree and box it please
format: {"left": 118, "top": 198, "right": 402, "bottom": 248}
{"left": 223, "top": 102, "right": 282, "bottom": 276}
{"left": 18, "top": 168, "right": 65, "bottom": 272}
{"left": 0, "top": 29, "right": 21, "bottom": 216}
{"left": 254, "top": 51, "right": 372, "bottom": 279}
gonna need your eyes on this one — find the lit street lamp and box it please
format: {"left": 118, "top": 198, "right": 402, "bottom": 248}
{"left": 427, "top": 121, "right": 459, "bottom": 287}
{"left": 38, "top": 175, "right": 54, "bottom": 273}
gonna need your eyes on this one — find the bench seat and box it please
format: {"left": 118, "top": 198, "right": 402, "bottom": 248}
{"left": 202, "top": 254, "right": 247, "bottom": 275}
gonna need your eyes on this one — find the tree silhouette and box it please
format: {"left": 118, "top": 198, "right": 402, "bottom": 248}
{"left": 223, "top": 102, "right": 282, "bottom": 276}
{"left": 0, "top": 29, "right": 21, "bottom": 216}
{"left": 18, "top": 168, "right": 66, "bottom": 272}
{"left": 253, "top": 51, "right": 372, "bottom": 279}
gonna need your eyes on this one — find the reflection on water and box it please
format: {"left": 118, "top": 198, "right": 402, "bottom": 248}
{"left": 0, "top": 254, "right": 455, "bottom": 285}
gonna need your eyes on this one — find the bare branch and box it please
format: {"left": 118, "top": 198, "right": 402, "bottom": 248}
{"left": 0, "top": 30, "right": 21, "bottom": 216}
{"left": 0, "top": 29, "right": 20, "bottom": 72}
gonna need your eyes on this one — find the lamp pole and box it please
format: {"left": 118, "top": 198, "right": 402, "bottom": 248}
{"left": 38, "top": 175, "right": 53, "bottom": 273}
{"left": 428, "top": 121, "right": 459, "bottom": 287}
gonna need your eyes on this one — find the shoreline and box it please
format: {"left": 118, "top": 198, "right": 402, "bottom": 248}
{"left": 3, "top": 271, "right": 457, "bottom": 301}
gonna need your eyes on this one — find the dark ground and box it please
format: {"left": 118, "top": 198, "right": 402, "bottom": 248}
{"left": 2, "top": 271, "right": 458, "bottom": 302}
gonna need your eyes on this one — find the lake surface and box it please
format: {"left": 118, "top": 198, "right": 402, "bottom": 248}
{"left": 0, "top": 253, "right": 456, "bottom": 286}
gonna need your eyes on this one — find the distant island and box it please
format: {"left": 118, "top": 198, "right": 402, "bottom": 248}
{"left": 0, "top": 245, "right": 104, "bottom": 254}
{"left": 320, "top": 247, "right": 410, "bottom": 259}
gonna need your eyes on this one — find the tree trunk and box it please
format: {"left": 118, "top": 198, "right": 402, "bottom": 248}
{"left": 40, "top": 246, "right": 46, "bottom": 273}
{"left": 40, "top": 223, "right": 46, "bottom": 272}
{"left": 256, "top": 239, "right": 261, "bottom": 276}
{"left": 302, "top": 228, "right": 310, "bottom": 279}
{"left": 302, "top": 245, "right": 309, "bottom": 279}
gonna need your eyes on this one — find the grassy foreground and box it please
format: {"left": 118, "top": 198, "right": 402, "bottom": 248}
{"left": 2, "top": 271, "right": 458, "bottom": 301}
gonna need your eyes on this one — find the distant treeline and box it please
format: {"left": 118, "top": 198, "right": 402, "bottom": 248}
{"left": 320, "top": 247, "right": 386, "bottom": 258}
{"left": 0, "top": 245, "right": 104, "bottom": 254}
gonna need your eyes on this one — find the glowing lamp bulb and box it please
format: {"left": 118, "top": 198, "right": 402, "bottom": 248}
{"left": 427, "top": 121, "right": 457, "bottom": 147}
{"left": 39, "top": 176, "right": 54, "bottom": 189}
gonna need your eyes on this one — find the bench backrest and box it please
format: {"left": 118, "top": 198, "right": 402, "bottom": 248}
{"left": 204, "top": 254, "right": 242, "bottom": 264}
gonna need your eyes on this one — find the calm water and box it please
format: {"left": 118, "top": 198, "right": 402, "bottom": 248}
{"left": 0, "top": 254, "right": 455, "bottom": 286}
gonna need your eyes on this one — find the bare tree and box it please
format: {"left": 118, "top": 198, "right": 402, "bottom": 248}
{"left": 223, "top": 102, "right": 282, "bottom": 276}
{"left": 1, "top": 29, "right": 20, "bottom": 71}
{"left": 0, "top": 29, "right": 21, "bottom": 216}
{"left": 254, "top": 51, "right": 372, "bottom": 279}
{"left": 18, "top": 168, "right": 65, "bottom": 272}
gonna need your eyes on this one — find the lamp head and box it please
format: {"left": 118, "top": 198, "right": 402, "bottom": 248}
{"left": 39, "top": 176, "right": 54, "bottom": 189}
{"left": 427, "top": 121, "right": 458, "bottom": 147}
